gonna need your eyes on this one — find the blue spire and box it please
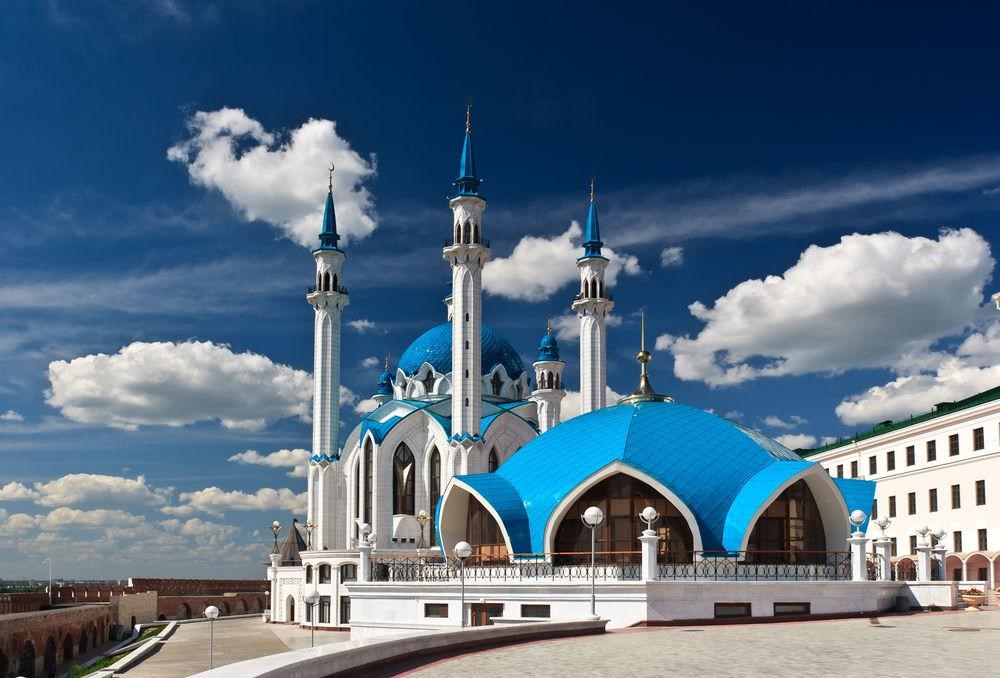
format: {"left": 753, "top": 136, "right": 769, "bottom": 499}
{"left": 375, "top": 353, "right": 393, "bottom": 396}
{"left": 453, "top": 102, "right": 481, "bottom": 197}
{"left": 316, "top": 165, "right": 342, "bottom": 251}
{"left": 581, "top": 176, "right": 604, "bottom": 258}
{"left": 536, "top": 319, "right": 561, "bottom": 362}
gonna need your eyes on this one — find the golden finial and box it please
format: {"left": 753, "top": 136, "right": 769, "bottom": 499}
{"left": 546, "top": 316, "right": 552, "bottom": 334}
{"left": 465, "top": 99, "right": 472, "bottom": 133}
{"left": 619, "top": 312, "right": 672, "bottom": 405}
{"left": 589, "top": 174, "right": 596, "bottom": 203}
{"left": 637, "top": 312, "right": 651, "bottom": 370}
{"left": 328, "top": 163, "right": 335, "bottom": 192}
{"left": 384, "top": 352, "right": 390, "bottom": 371}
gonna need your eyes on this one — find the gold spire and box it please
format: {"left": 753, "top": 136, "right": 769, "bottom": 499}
{"left": 546, "top": 316, "right": 552, "bottom": 334}
{"left": 328, "top": 163, "right": 335, "bottom": 192}
{"left": 589, "top": 175, "right": 596, "bottom": 203}
{"left": 465, "top": 99, "right": 472, "bottom": 133}
{"left": 618, "top": 312, "right": 672, "bottom": 404}
{"left": 384, "top": 352, "right": 390, "bottom": 371}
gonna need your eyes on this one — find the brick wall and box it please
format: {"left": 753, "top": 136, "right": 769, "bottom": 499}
{"left": 0, "top": 605, "right": 113, "bottom": 678}
{"left": 128, "top": 578, "right": 268, "bottom": 595}
{"left": 0, "top": 594, "right": 47, "bottom": 615}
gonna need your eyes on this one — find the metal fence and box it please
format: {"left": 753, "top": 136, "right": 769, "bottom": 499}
{"left": 657, "top": 551, "right": 851, "bottom": 581}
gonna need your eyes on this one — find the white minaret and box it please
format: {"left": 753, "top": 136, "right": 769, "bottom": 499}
{"left": 443, "top": 104, "right": 490, "bottom": 463}
{"left": 571, "top": 178, "right": 614, "bottom": 415}
{"left": 531, "top": 319, "right": 566, "bottom": 433}
{"left": 306, "top": 167, "right": 349, "bottom": 552}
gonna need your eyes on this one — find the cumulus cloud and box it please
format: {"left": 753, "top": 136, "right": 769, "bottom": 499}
{"left": 0, "top": 482, "right": 40, "bottom": 501}
{"left": 31, "top": 474, "right": 170, "bottom": 508}
{"left": 560, "top": 387, "right": 625, "bottom": 420}
{"left": 167, "top": 486, "right": 305, "bottom": 517}
{"left": 160, "top": 517, "right": 240, "bottom": 540}
{"left": 551, "top": 312, "right": 623, "bottom": 343}
{"left": 354, "top": 397, "right": 379, "bottom": 414}
{"left": 0, "top": 508, "right": 148, "bottom": 533}
{"left": 339, "top": 385, "right": 358, "bottom": 408}
{"left": 361, "top": 356, "right": 380, "bottom": 368}
{"left": 659, "top": 229, "right": 994, "bottom": 387}
{"left": 483, "top": 222, "right": 642, "bottom": 301}
{"left": 348, "top": 319, "right": 378, "bottom": 333}
{"left": 774, "top": 433, "right": 818, "bottom": 450}
{"left": 0, "top": 409, "right": 24, "bottom": 421}
{"left": 762, "top": 414, "right": 808, "bottom": 430}
{"left": 46, "top": 340, "right": 311, "bottom": 430}
{"left": 659, "top": 246, "right": 684, "bottom": 267}
{"left": 167, "top": 107, "right": 377, "bottom": 247}
{"left": 835, "top": 323, "right": 1000, "bottom": 425}
{"left": 228, "top": 449, "right": 310, "bottom": 478}
{"left": 724, "top": 410, "right": 744, "bottom": 421}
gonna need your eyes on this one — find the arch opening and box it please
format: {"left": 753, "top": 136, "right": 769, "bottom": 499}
{"left": 393, "top": 443, "right": 415, "bottom": 515}
{"left": 18, "top": 641, "right": 35, "bottom": 678}
{"left": 746, "top": 479, "right": 827, "bottom": 563}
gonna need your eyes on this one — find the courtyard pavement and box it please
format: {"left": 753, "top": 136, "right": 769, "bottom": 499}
{"left": 120, "top": 617, "right": 349, "bottom": 678}
{"left": 402, "top": 610, "right": 1000, "bottom": 678}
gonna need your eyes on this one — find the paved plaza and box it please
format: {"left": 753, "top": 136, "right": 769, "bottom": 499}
{"left": 403, "top": 610, "right": 1000, "bottom": 678}
{"left": 120, "top": 617, "right": 349, "bottom": 678}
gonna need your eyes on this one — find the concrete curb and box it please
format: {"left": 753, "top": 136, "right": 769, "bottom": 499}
{"left": 86, "top": 621, "right": 178, "bottom": 678}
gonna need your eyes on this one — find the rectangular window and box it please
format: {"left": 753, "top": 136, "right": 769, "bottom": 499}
{"left": 850, "top": 461, "right": 858, "bottom": 478}
{"left": 424, "top": 603, "right": 449, "bottom": 618}
{"left": 976, "top": 479, "right": 986, "bottom": 506}
{"left": 979, "top": 529, "right": 988, "bottom": 551}
{"left": 339, "top": 596, "right": 351, "bottom": 624}
{"left": 890, "top": 537, "right": 897, "bottom": 557}
{"left": 953, "top": 531, "right": 963, "bottom": 553}
{"left": 868, "top": 456, "right": 877, "bottom": 475}
{"left": 871, "top": 498, "right": 878, "bottom": 520}
{"left": 926, "top": 440, "right": 936, "bottom": 462}
{"left": 929, "top": 488, "right": 938, "bottom": 512}
{"left": 888, "top": 495, "right": 897, "bottom": 517}
{"left": 340, "top": 564, "right": 357, "bottom": 582}
{"left": 973, "top": 427, "right": 984, "bottom": 451}
{"left": 520, "top": 604, "right": 551, "bottom": 618}
{"left": 909, "top": 535, "right": 917, "bottom": 553}
{"left": 952, "top": 484, "right": 961, "bottom": 509}
{"left": 949, "top": 433, "right": 960, "bottom": 456}
{"left": 319, "top": 596, "right": 331, "bottom": 624}
{"left": 714, "top": 603, "right": 751, "bottom": 619}
{"left": 887, "top": 450, "right": 896, "bottom": 471}
{"left": 319, "top": 564, "right": 331, "bottom": 584}
{"left": 907, "top": 492, "right": 916, "bottom": 515}
{"left": 906, "top": 446, "right": 915, "bottom": 466}
{"left": 836, "top": 464, "right": 843, "bottom": 478}
{"left": 773, "top": 602, "right": 811, "bottom": 617}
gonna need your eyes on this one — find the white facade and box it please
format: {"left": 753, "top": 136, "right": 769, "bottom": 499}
{"left": 809, "top": 393, "right": 1000, "bottom": 588}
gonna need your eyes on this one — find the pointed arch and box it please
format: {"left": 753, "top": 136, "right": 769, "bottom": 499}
{"left": 463, "top": 219, "right": 472, "bottom": 244}
{"left": 429, "top": 447, "right": 442, "bottom": 546}
{"left": 488, "top": 448, "right": 499, "bottom": 473}
{"left": 473, "top": 221, "right": 480, "bottom": 244}
{"left": 332, "top": 273, "right": 338, "bottom": 291}
{"left": 323, "top": 271, "right": 331, "bottom": 292}
{"left": 455, "top": 222, "right": 461, "bottom": 244}
{"left": 393, "top": 443, "right": 415, "bottom": 515}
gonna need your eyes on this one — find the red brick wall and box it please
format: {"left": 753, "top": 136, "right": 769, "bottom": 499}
{"left": 0, "top": 605, "right": 113, "bottom": 678}
{"left": 0, "top": 594, "right": 47, "bottom": 615}
{"left": 156, "top": 593, "right": 266, "bottom": 620}
{"left": 128, "top": 578, "right": 268, "bottom": 595}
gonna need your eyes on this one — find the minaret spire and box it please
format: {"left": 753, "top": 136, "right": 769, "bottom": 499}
{"left": 620, "top": 313, "right": 672, "bottom": 405}
{"left": 317, "top": 163, "right": 341, "bottom": 251}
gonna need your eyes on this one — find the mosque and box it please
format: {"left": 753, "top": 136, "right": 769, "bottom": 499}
{"left": 266, "top": 109, "right": 889, "bottom": 632}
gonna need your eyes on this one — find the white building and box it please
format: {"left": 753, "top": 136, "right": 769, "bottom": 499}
{"left": 805, "top": 387, "right": 1000, "bottom": 588}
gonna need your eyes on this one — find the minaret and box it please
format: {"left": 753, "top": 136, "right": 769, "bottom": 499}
{"left": 306, "top": 166, "right": 349, "bottom": 551}
{"left": 372, "top": 353, "right": 393, "bottom": 407}
{"left": 443, "top": 103, "right": 490, "bottom": 450}
{"left": 571, "top": 177, "right": 614, "bottom": 415}
{"left": 531, "top": 319, "right": 566, "bottom": 432}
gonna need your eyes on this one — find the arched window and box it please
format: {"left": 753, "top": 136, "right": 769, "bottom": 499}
{"left": 455, "top": 223, "right": 461, "bottom": 244}
{"left": 62, "top": 634, "right": 73, "bottom": 664}
{"left": 465, "top": 369, "right": 469, "bottom": 378}
{"left": 363, "top": 439, "right": 373, "bottom": 524}
{"left": 464, "top": 340, "right": 470, "bottom": 349}
{"left": 340, "top": 563, "right": 357, "bottom": 582}
{"left": 332, "top": 274, "right": 338, "bottom": 291}
{"left": 319, "top": 564, "right": 332, "bottom": 583}
{"left": 323, "top": 271, "right": 331, "bottom": 292}
{"left": 18, "top": 641, "right": 35, "bottom": 678}
{"left": 488, "top": 449, "right": 499, "bottom": 473}
{"left": 555, "top": 373, "right": 561, "bottom": 389}
{"left": 465, "top": 312, "right": 470, "bottom": 322}
{"left": 422, "top": 370, "right": 436, "bottom": 395}
{"left": 466, "top": 495, "right": 507, "bottom": 560}
{"left": 305, "top": 564, "right": 313, "bottom": 583}
{"left": 490, "top": 371, "right": 503, "bottom": 396}
{"left": 43, "top": 637, "right": 55, "bottom": 677}
{"left": 464, "top": 397, "right": 469, "bottom": 406}
{"left": 463, "top": 220, "right": 472, "bottom": 244}
{"left": 473, "top": 221, "right": 480, "bottom": 244}
{"left": 393, "top": 444, "right": 415, "bottom": 515}
{"left": 747, "top": 479, "right": 826, "bottom": 563}
{"left": 598, "top": 280, "right": 605, "bottom": 297}
{"left": 554, "top": 473, "right": 694, "bottom": 564}
{"left": 354, "top": 457, "right": 361, "bottom": 538}
{"left": 429, "top": 448, "right": 441, "bottom": 546}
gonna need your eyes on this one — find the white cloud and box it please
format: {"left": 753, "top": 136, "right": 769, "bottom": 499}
{"left": 160, "top": 517, "right": 240, "bottom": 540}
{"left": 659, "top": 246, "right": 684, "bottom": 267}
{"left": 551, "top": 312, "right": 623, "bottom": 343}
{"left": 561, "top": 387, "right": 625, "bottom": 420}
{"left": 348, "top": 319, "right": 378, "bottom": 333}
{"left": 659, "top": 229, "right": 994, "bottom": 387}
{"left": 361, "top": 356, "right": 380, "bottom": 368}
{"left": 0, "top": 409, "right": 24, "bottom": 421}
{"left": 168, "top": 486, "right": 306, "bottom": 517}
{"left": 723, "top": 410, "right": 744, "bottom": 421}
{"left": 762, "top": 414, "right": 808, "bottom": 430}
{"left": 167, "top": 107, "right": 377, "bottom": 247}
{"left": 340, "top": 385, "right": 358, "bottom": 408}
{"left": 30, "top": 474, "right": 170, "bottom": 508}
{"left": 354, "top": 397, "right": 379, "bottom": 414}
{"left": 46, "top": 340, "right": 311, "bottom": 430}
{"left": 228, "top": 448, "right": 310, "bottom": 478}
{"left": 0, "top": 482, "right": 40, "bottom": 501}
{"left": 482, "top": 222, "right": 642, "bottom": 302}
{"left": 774, "top": 433, "right": 818, "bottom": 450}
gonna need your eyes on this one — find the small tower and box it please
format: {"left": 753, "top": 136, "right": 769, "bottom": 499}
{"left": 372, "top": 353, "right": 394, "bottom": 407}
{"left": 571, "top": 177, "right": 614, "bottom": 415}
{"left": 531, "top": 319, "right": 566, "bottom": 433}
{"left": 443, "top": 102, "right": 491, "bottom": 456}
{"left": 306, "top": 166, "right": 349, "bottom": 551}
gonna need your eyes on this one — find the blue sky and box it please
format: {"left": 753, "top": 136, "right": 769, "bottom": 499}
{"left": 2, "top": 1, "right": 1000, "bottom": 578}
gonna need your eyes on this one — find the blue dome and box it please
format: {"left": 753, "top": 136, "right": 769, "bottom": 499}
{"left": 447, "top": 400, "right": 874, "bottom": 554}
{"left": 536, "top": 331, "right": 560, "bottom": 362}
{"left": 374, "top": 368, "right": 393, "bottom": 396}
{"left": 397, "top": 322, "right": 525, "bottom": 378}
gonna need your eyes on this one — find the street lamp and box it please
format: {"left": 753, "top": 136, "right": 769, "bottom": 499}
{"left": 916, "top": 525, "right": 931, "bottom": 546}
{"left": 416, "top": 510, "right": 430, "bottom": 549}
{"left": 849, "top": 510, "right": 867, "bottom": 538}
{"left": 581, "top": 505, "right": 605, "bottom": 620}
{"left": 204, "top": 605, "right": 220, "bottom": 669}
{"left": 41, "top": 558, "right": 52, "bottom": 606}
{"left": 303, "top": 588, "right": 320, "bottom": 647}
{"left": 875, "top": 516, "right": 891, "bottom": 538}
{"left": 454, "top": 541, "right": 473, "bottom": 628}
{"left": 270, "top": 520, "right": 282, "bottom": 554}
{"left": 305, "top": 521, "right": 315, "bottom": 551}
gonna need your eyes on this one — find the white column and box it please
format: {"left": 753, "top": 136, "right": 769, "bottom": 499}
{"left": 848, "top": 536, "right": 868, "bottom": 581}
{"left": 874, "top": 538, "right": 892, "bottom": 581}
{"left": 268, "top": 553, "right": 281, "bottom": 620}
{"left": 572, "top": 258, "right": 613, "bottom": 415}
{"left": 916, "top": 545, "right": 934, "bottom": 582}
{"left": 933, "top": 546, "right": 948, "bottom": 581}
{"left": 639, "top": 531, "right": 659, "bottom": 582}
{"left": 358, "top": 543, "right": 372, "bottom": 583}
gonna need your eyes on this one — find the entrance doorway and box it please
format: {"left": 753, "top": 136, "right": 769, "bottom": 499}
{"left": 470, "top": 603, "right": 504, "bottom": 627}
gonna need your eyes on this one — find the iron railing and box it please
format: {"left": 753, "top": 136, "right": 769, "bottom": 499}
{"left": 892, "top": 560, "right": 917, "bottom": 581}
{"left": 307, "top": 285, "right": 349, "bottom": 295}
{"left": 443, "top": 238, "right": 491, "bottom": 249}
{"left": 656, "top": 551, "right": 852, "bottom": 582}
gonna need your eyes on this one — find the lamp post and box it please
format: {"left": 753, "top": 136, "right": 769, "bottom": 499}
{"left": 303, "top": 588, "right": 320, "bottom": 647}
{"left": 270, "top": 520, "right": 282, "bottom": 554}
{"left": 416, "top": 510, "right": 430, "bottom": 549}
{"left": 454, "top": 541, "right": 473, "bottom": 627}
{"left": 305, "top": 521, "right": 315, "bottom": 551}
{"left": 204, "top": 605, "right": 220, "bottom": 669}
{"left": 581, "top": 505, "right": 605, "bottom": 620}
{"left": 41, "top": 558, "right": 52, "bottom": 606}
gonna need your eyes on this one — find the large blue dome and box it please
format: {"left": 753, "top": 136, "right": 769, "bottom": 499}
{"left": 397, "top": 322, "right": 525, "bottom": 378}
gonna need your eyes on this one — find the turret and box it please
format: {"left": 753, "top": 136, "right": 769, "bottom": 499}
{"left": 372, "top": 353, "right": 394, "bottom": 407}
{"left": 531, "top": 319, "right": 566, "bottom": 433}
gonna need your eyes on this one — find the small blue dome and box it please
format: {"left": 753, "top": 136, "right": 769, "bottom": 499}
{"left": 398, "top": 322, "right": 525, "bottom": 378}
{"left": 374, "top": 368, "right": 393, "bottom": 396}
{"left": 536, "top": 330, "right": 560, "bottom": 362}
